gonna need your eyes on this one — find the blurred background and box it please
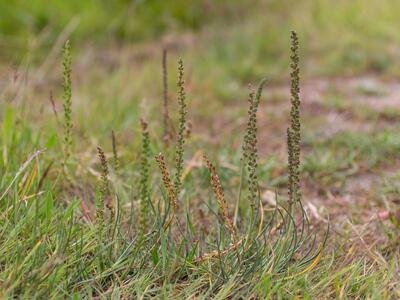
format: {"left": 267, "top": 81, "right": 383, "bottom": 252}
{"left": 1, "top": 0, "right": 400, "bottom": 76}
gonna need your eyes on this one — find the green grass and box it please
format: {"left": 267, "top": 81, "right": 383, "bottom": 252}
{"left": 1, "top": 45, "right": 398, "bottom": 299}
{"left": 3, "top": 0, "right": 400, "bottom": 77}
{"left": 0, "top": 51, "right": 324, "bottom": 298}
{"left": 302, "top": 129, "right": 400, "bottom": 190}
{"left": 0, "top": 0, "right": 250, "bottom": 63}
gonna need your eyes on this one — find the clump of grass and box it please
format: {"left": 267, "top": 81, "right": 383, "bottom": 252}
{"left": 111, "top": 130, "right": 119, "bottom": 172}
{"left": 0, "top": 31, "right": 340, "bottom": 299}
{"left": 62, "top": 40, "right": 72, "bottom": 166}
{"left": 287, "top": 30, "right": 301, "bottom": 205}
{"left": 138, "top": 119, "right": 151, "bottom": 237}
{"left": 173, "top": 58, "right": 187, "bottom": 199}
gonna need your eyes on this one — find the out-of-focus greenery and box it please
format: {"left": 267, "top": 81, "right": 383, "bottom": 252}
{"left": 2, "top": 0, "right": 400, "bottom": 77}
{"left": 199, "top": 0, "right": 400, "bottom": 79}
{"left": 0, "top": 0, "right": 249, "bottom": 62}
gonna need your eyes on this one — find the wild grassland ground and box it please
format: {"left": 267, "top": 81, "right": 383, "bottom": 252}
{"left": 1, "top": 1, "right": 400, "bottom": 298}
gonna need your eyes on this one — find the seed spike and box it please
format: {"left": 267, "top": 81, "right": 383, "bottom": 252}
{"left": 203, "top": 154, "right": 240, "bottom": 262}
{"left": 62, "top": 40, "right": 72, "bottom": 165}
{"left": 155, "top": 152, "right": 177, "bottom": 230}
{"left": 174, "top": 57, "right": 187, "bottom": 199}
{"left": 242, "top": 79, "right": 266, "bottom": 208}
{"left": 288, "top": 30, "right": 302, "bottom": 204}
{"left": 96, "top": 146, "right": 109, "bottom": 225}
{"left": 139, "top": 119, "right": 151, "bottom": 236}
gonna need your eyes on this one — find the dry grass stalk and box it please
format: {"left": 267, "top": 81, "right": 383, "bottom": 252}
{"left": 111, "top": 130, "right": 119, "bottom": 172}
{"left": 162, "top": 48, "right": 170, "bottom": 144}
{"left": 193, "top": 238, "right": 244, "bottom": 264}
{"left": 203, "top": 155, "right": 240, "bottom": 261}
{"left": 155, "top": 152, "right": 177, "bottom": 230}
{"left": 49, "top": 90, "right": 60, "bottom": 125}
{"left": 96, "top": 146, "right": 114, "bottom": 223}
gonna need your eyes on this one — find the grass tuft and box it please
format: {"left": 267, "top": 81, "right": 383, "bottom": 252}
{"left": 9, "top": 27, "right": 400, "bottom": 298}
